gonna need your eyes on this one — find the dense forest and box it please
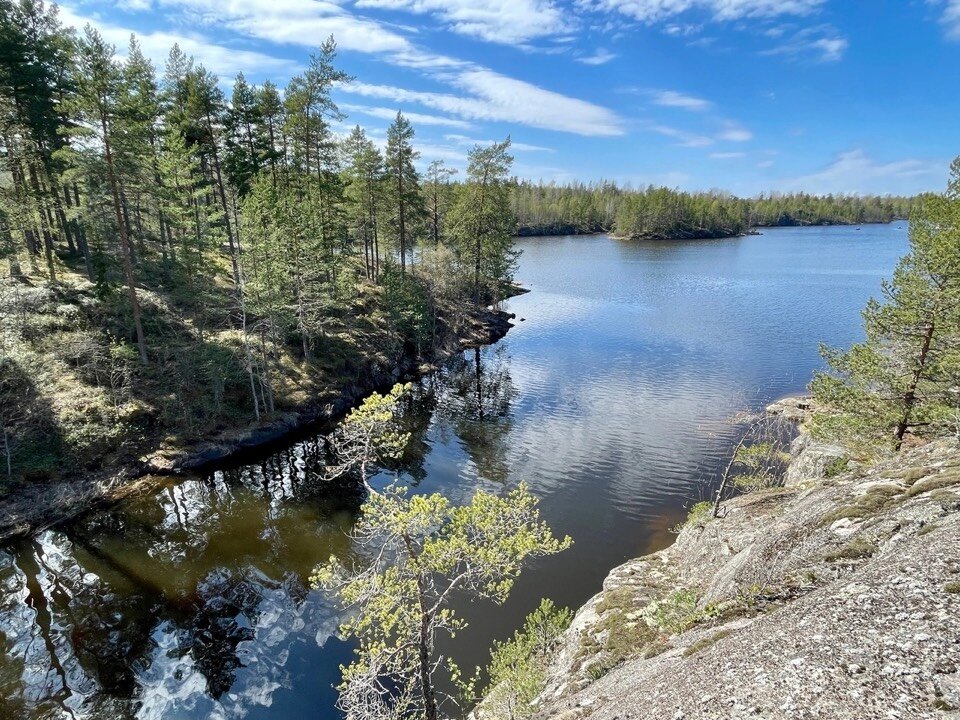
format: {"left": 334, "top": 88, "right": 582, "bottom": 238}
{"left": 0, "top": 1, "right": 515, "bottom": 485}
{"left": 512, "top": 181, "right": 914, "bottom": 239}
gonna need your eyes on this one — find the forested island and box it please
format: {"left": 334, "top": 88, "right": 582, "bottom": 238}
{"left": 512, "top": 181, "right": 914, "bottom": 239}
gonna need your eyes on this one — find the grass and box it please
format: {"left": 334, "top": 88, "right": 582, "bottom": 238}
{"left": 824, "top": 536, "right": 877, "bottom": 562}
{"left": 821, "top": 484, "right": 903, "bottom": 525}
{"left": 576, "top": 586, "right": 664, "bottom": 680}
{"left": 682, "top": 629, "right": 733, "bottom": 658}
{"left": 905, "top": 468, "right": 960, "bottom": 497}
{"left": 672, "top": 500, "right": 713, "bottom": 533}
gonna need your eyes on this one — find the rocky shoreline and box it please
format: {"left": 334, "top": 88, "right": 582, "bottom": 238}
{"left": 480, "top": 397, "right": 960, "bottom": 720}
{"left": 0, "top": 305, "right": 516, "bottom": 543}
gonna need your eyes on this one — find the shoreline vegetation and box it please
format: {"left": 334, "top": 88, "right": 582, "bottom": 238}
{"left": 513, "top": 182, "right": 911, "bottom": 240}
{"left": 1, "top": 6, "right": 527, "bottom": 540}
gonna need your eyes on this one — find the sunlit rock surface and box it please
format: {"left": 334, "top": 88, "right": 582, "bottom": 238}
{"left": 524, "top": 438, "right": 960, "bottom": 720}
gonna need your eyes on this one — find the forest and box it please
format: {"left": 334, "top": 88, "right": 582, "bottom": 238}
{"left": 0, "top": 1, "right": 515, "bottom": 486}
{"left": 512, "top": 181, "right": 914, "bottom": 239}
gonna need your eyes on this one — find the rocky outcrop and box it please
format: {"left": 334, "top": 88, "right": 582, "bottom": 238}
{"left": 509, "top": 431, "right": 960, "bottom": 720}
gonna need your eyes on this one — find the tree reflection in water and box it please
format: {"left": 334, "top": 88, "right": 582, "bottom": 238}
{"left": 0, "top": 345, "right": 514, "bottom": 720}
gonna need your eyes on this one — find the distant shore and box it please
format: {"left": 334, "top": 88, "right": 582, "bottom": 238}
{"left": 514, "top": 219, "right": 906, "bottom": 241}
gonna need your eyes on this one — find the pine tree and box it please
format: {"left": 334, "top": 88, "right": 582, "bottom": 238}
{"left": 812, "top": 160, "right": 960, "bottom": 453}
{"left": 425, "top": 159, "right": 457, "bottom": 246}
{"left": 448, "top": 138, "right": 516, "bottom": 302}
{"left": 73, "top": 26, "right": 148, "bottom": 362}
{"left": 341, "top": 125, "right": 384, "bottom": 280}
{"left": 385, "top": 111, "right": 423, "bottom": 273}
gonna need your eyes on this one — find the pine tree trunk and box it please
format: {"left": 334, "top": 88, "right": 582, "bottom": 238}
{"left": 206, "top": 110, "right": 241, "bottom": 287}
{"left": 69, "top": 183, "right": 93, "bottom": 279}
{"left": 893, "top": 317, "right": 936, "bottom": 449}
{"left": 101, "top": 112, "right": 148, "bottom": 363}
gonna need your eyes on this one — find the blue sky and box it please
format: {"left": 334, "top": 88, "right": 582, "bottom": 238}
{"left": 57, "top": 0, "right": 960, "bottom": 195}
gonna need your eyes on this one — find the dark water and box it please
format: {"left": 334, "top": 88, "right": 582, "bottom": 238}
{"left": 0, "top": 225, "right": 908, "bottom": 719}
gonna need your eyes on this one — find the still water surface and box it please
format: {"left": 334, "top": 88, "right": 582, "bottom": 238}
{"left": 0, "top": 225, "right": 908, "bottom": 719}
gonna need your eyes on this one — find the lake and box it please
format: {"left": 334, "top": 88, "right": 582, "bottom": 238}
{"left": 0, "top": 224, "right": 908, "bottom": 719}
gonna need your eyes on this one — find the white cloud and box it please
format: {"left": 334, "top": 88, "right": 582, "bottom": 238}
{"left": 581, "top": 0, "right": 824, "bottom": 23}
{"left": 652, "top": 90, "right": 712, "bottom": 111}
{"left": 154, "top": 0, "right": 417, "bottom": 56}
{"left": 647, "top": 124, "right": 714, "bottom": 147}
{"left": 354, "top": 0, "right": 568, "bottom": 44}
{"left": 65, "top": 0, "right": 624, "bottom": 138}
{"left": 346, "top": 71, "right": 625, "bottom": 136}
{"left": 781, "top": 149, "right": 945, "bottom": 194}
{"left": 934, "top": 0, "right": 960, "bottom": 38}
{"left": 645, "top": 118, "right": 752, "bottom": 147}
{"left": 709, "top": 151, "right": 746, "bottom": 159}
{"left": 340, "top": 103, "right": 474, "bottom": 129}
{"left": 57, "top": 4, "right": 297, "bottom": 77}
{"left": 577, "top": 48, "right": 618, "bottom": 65}
{"left": 756, "top": 159, "right": 774, "bottom": 168}
{"left": 664, "top": 22, "right": 702, "bottom": 35}
{"left": 443, "top": 134, "right": 554, "bottom": 152}
{"left": 716, "top": 121, "right": 752, "bottom": 142}
{"left": 761, "top": 25, "right": 848, "bottom": 62}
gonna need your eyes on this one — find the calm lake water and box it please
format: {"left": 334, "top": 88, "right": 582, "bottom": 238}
{"left": 0, "top": 224, "right": 908, "bottom": 719}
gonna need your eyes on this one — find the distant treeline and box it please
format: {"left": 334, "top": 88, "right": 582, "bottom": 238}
{"left": 511, "top": 181, "right": 915, "bottom": 239}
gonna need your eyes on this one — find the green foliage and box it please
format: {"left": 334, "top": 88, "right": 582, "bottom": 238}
{"left": 325, "top": 383, "right": 412, "bottom": 486}
{"left": 730, "top": 441, "right": 790, "bottom": 491}
{"left": 823, "top": 456, "right": 850, "bottom": 478}
{"left": 478, "top": 599, "right": 573, "bottom": 720}
{"left": 448, "top": 139, "right": 518, "bottom": 301}
{"left": 511, "top": 181, "right": 914, "bottom": 239}
{"left": 643, "top": 589, "right": 699, "bottom": 634}
{"left": 381, "top": 267, "right": 434, "bottom": 355}
{"left": 385, "top": 111, "right": 424, "bottom": 271}
{"left": 313, "top": 482, "right": 572, "bottom": 720}
{"left": 673, "top": 500, "right": 713, "bottom": 532}
{"left": 811, "top": 165, "right": 960, "bottom": 453}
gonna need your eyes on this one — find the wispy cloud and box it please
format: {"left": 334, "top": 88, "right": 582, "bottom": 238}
{"left": 761, "top": 25, "right": 848, "bottom": 62}
{"left": 645, "top": 117, "right": 753, "bottom": 147}
{"left": 354, "top": 0, "right": 568, "bottom": 44}
{"left": 577, "top": 48, "right": 618, "bottom": 64}
{"left": 935, "top": 0, "right": 960, "bottom": 39}
{"left": 710, "top": 151, "right": 746, "bottom": 159}
{"left": 340, "top": 103, "right": 474, "bottom": 129}
{"left": 155, "top": 0, "right": 418, "bottom": 56}
{"left": 346, "top": 71, "right": 625, "bottom": 137}
{"left": 647, "top": 124, "right": 715, "bottom": 147}
{"left": 581, "top": 0, "right": 825, "bottom": 24}
{"left": 664, "top": 23, "right": 702, "bottom": 35}
{"left": 781, "top": 149, "right": 945, "bottom": 194}
{"left": 57, "top": 5, "right": 297, "bottom": 78}
{"left": 716, "top": 121, "right": 752, "bottom": 142}
{"left": 444, "top": 134, "right": 555, "bottom": 152}
{"left": 652, "top": 90, "right": 712, "bottom": 111}
{"left": 62, "top": 0, "right": 624, "bottom": 138}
